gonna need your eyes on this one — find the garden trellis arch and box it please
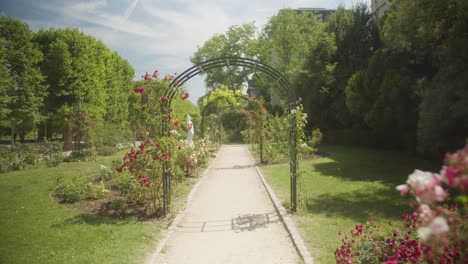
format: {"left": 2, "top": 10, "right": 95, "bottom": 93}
{"left": 161, "top": 56, "right": 299, "bottom": 215}
{"left": 199, "top": 93, "right": 266, "bottom": 162}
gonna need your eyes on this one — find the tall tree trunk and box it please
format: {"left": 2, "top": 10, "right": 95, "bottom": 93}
{"left": 63, "top": 126, "right": 73, "bottom": 151}
{"left": 10, "top": 126, "right": 15, "bottom": 145}
{"left": 19, "top": 131, "right": 25, "bottom": 143}
{"left": 38, "top": 121, "right": 45, "bottom": 141}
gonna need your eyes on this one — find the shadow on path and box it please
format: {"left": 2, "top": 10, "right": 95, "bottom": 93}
{"left": 177, "top": 211, "right": 280, "bottom": 233}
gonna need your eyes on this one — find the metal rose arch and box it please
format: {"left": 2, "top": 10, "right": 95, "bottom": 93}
{"left": 160, "top": 56, "right": 300, "bottom": 215}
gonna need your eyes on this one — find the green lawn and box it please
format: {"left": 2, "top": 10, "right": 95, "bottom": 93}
{"left": 259, "top": 144, "right": 438, "bottom": 264}
{"left": 0, "top": 154, "right": 165, "bottom": 264}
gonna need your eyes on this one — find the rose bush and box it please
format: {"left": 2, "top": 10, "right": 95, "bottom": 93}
{"left": 114, "top": 70, "right": 198, "bottom": 216}
{"left": 336, "top": 144, "right": 467, "bottom": 263}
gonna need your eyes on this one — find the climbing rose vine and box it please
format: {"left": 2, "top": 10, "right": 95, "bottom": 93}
{"left": 114, "top": 70, "right": 192, "bottom": 215}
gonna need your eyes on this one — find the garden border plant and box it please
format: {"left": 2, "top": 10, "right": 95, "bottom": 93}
{"left": 336, "top": 144, "right": 467, "bottom": 263}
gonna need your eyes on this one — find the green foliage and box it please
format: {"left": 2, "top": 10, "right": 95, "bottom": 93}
{"left": 264, "top": 114, "right": 289, "bottom": 163}
{"left": 42, "top": 141, "right": 64, "bottom": 167}
{"left": 54, "top": 176, "right": 109, "bottom": 203}
{"left": 342, "top": 0, "right": 468, "bottom": 155}
{"left": 260, "top": 144, "right": 436, "bottom": 263}
{"left": 0, "top": 17, "right": 47, "bottom": 143}
{"left": 54, "top": 176, "right": 85, "bottom": 203}
{"left": 323, "top": 129, "right": 379, "bottom": 147}
{"left": 90, "top": 123, "right": 133, "bottom": 156}
{"left": 191, "top": 23, "right": 259, "bottom": 89}
{"left": 33, "top": 27, "right": 134, "bottom": 150}
{"left": 0, "top": 153, "right": 162, "bottom": 264}
{"left": 200, "top": 86, "right": 253, "bottom": 143}
{"left": 114, "top": 72, "right": 209, "bottom": 216}
{"left": 261, "top": 8, "right": 324, "bottom": 81}
{"left": 345, "top": 49, "right": 419, "bottom": 149}
{"left": 298, "top": 4, "right": 378, "bottom": 130}
{"left": 0, "top": 142, "right": 63, "bottom": 173}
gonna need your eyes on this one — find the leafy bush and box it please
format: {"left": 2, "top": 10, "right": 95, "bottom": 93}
{"left": 42, "top": 142, "right": 63, "bottom": 167}
{"left": 84, "top": 181, "right": 109, "bottom": 200}
{"left": 90, "top": 123, "right": 133, "bottom": 156}
{"left": 54, "top": 176, "right": 109, "bottom": 203}
{"left": 54, "top": 177, "right": 85, "bottom": 203}
{"left": 323, "top": 129, "right": 379, "bottom": 147}
{"left": 0, "top": 142, "right": 64, "bottom": 173}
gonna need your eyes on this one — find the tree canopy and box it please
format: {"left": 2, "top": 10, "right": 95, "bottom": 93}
{"left": 0, "top": 17, "right": 47, "bottom": 143}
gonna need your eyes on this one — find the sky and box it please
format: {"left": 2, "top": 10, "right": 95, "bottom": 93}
{"left": 0, "top": 0, "right": 370, "bottom": 104}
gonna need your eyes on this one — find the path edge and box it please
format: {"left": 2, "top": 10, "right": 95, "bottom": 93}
{"left": 246, "top": 146, "right": 314, "bottom": 264}
{"left": 146, "top": 154, "right": 215, "bottom": 264}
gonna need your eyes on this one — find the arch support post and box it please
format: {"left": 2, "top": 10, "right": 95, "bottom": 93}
{"left": 161, "top": 102, "right": 171, "bottom": 217}
{"left": 289, "top": 105, "right": 298, "bottom": 212}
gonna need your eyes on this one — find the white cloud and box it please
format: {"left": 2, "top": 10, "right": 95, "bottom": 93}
{"left": 70, "top": 0, "right": 107, "bottom": 12}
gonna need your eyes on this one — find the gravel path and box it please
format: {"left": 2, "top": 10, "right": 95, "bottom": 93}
{"left": 154, "top": 145, "right": 300, "bottom": 264}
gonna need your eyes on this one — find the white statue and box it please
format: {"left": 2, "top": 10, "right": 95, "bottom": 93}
{"left": 186, "top": 114, "right": 195, "bottom": 149}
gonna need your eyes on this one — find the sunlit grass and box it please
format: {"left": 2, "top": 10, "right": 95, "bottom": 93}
{"left": 258, "top": 144, "right": 437, "bottom": 263}
{"left": 0, "top": 153, "right": 163, "bottom": 264}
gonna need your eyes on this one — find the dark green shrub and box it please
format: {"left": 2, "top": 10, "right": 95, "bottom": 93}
{"left": 54, "top": 177, "right": 85, "bottom": 203}
{"left": 84, "top": 181, "right": 109, "bottom": 200}
{"left": 54, "top": 177, "right": 109, "bottom": 203}
{"left": 90, "top": 123, "right": 132, "bottom": 156}
{"left": 42, "top": 142, "right": 63, "bottom": 167}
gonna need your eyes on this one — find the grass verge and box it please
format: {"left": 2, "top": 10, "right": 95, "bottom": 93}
{"left": 257, "top": 144, "right": 437, "bottom": 263}
{"left": 0, "top": 152, "right": 202, "bottom": 264}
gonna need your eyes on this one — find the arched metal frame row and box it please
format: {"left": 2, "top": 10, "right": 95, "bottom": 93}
{"left": 160, "top": 57, "right": 299, "bottom": 216}
{"left": 199, "top": 95, "right": 266, "bottom": 163}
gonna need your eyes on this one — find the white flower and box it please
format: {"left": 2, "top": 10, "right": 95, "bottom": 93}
{"left": 417, "top": 216, "right": 449, "bottom": 241}
{"left": 291, "top": 109, "right": 297, "bottom": 114}
{"left": 417, "top": 204, "right": 435, "bottom": 224}
{"left": 396, "top": 184, "right": 409, "bottom": 196}
{"left": 400, "top": 169, "right": 447, "bottom": 204}
{"left": 99, "top": 164, "right": 107, "bottom": 170}
{"left": 170, "top": 130, "right": 180, "bottom": 136}
{"left": 407, "top": 169, "right": 435, "bottom": 191}
{"left": 300, "top": 143, "right": 308, "bottom": 148}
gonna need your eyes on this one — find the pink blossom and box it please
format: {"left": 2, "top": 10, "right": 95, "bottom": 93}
{"left": 417, "top": 216, "right": 449, "bottom": 241}
{"left": 152, "top": 70, "right": 158, "bottom": 78}
{"left": 174, "top": 120, "right": 179, "bottom": 127}
{"left": 143, "top": 72, "right": 150, "bottom": 80}
{"left": 161, "top": 96, "right": 167, "bottom": 102}
{"left": 417, "top": 204, "right": 435, "bottom": 224}
{"left": 403, "top": 170, "right": 448, "bottom": 204}
{"left": 440, "top": 166, "right": 460, "bottom": 187}
{"left": 182, "top": 92, "right": 189, "bottom": 100}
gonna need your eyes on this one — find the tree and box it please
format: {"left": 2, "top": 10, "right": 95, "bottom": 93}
{"left": 0, "top": 17, "right": 47, "bottom": 143}
{"left": 346, "top": 49, "right": 419, "bottom": 149}
{"left": 298, "top": 4, "right": 379, "bottom": 129}
{"left": 381, "top": 0, "right": 468, "bottom": 156}
{"left": 260, "top": 8, "right": 324, "bottom": 82}
{"left": 34, "top": 28, "right": 134, "bottom": 150}
{"left": 191, "top": 23, "right": 259, "bottom": 90}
